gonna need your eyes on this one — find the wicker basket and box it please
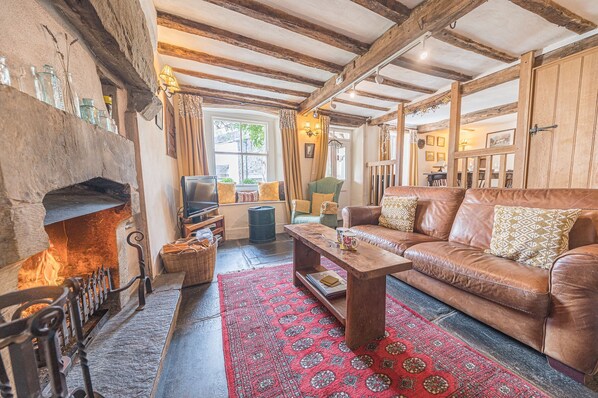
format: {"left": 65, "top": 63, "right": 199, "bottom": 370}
{"left": 160, "top": 238, "right": 216, "bottom": 287}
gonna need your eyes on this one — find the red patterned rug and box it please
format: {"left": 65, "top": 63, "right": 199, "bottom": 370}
{"left": 218, "top": 261, "right": 549, "bottom": 397}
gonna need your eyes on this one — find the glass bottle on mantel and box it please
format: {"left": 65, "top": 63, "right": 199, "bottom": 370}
{"left": 80, "top": 98, "right": 97, "bottom": 125}
{"left": 38, "top": 65, "right": 64, "bottom": 110}
{"left": 30, "top": 66, "right": 44, "bottom": 101}
{"left": 65, "top": 73, "right": 81, "bottom": 118}
{"left": 0, "top": 56, "right": 11, "bottom": 86}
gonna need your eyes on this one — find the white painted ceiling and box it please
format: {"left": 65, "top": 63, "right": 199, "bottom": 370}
{"left": 153, "top": 0, "right": 598, "bottom": 126}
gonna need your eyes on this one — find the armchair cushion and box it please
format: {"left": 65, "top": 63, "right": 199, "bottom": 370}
{"left": 311, "top": 193, "right": 334, "bottom": 215}
{"left": 292, "top": 199, "right": 311, "bottom": 214}
{"left": 321, "top": 201, "right": 338, "bottom": 215}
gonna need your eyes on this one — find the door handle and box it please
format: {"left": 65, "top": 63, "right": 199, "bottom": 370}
{"left": 529, "top": 124, "right": 558, "bottom": 136}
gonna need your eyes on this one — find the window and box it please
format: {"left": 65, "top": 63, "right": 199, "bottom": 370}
{"left": 326, "top": 129, "right": 351, "bottom": 180}
{"left": 213, "top": 119, "right": 268, "bottom": 184}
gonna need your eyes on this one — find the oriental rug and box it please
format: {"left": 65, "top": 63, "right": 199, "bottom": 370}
{"left": 218, "top": 261, "right": 548, "bottom": 397}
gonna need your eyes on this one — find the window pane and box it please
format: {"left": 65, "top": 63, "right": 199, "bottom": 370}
{"left": 214, "top": 120, "right": 241, "bottom": 153}
{"left": 243, "top": 155, "right": 267, "bottom": 183}
{"left": 240, "top": 123, "right": 267, "bottom": 153}
{"left": 336, "top": 147, "right": 346, "bottom": 180}
{"left": 215, "top": 153, "right": 241, "bottom": 183}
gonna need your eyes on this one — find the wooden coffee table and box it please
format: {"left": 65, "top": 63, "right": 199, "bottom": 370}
{"left": 284, "top": 223, "right": 412, "bottom": 349}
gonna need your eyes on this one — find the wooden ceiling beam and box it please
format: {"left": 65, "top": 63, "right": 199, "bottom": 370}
{"left": 363, "top": 75, "right": 435, "bottom": 94}
{"left": 172, "top": 68, "right": 311, "bottom": 97}
{"left": 434, "top": 29, "right": 518, "bottom": 63}
{"left": 298, "top": 0, "right": 487, "bottom": 113}
{"left": 158, "top": 42, "right": 324, "bottom": 87}
{"left": 334, "top": 98, "right": 391, "bottom": 112}
{"left": 417, "top": 102, "right": 518, "bottom": 133}
{"left": 508, "top": 0, "right": 597, "bottom": 34}
{"left": 319, "top": 110, "right": 369, "bottom": 128}
{"left": 180, "top": 85, "right": 299, "bottom": 108}
{"left": 535, "top": 32, "right": 598, "bottom": 66}
{"left": 200, "top": 97, "right": 282, "bottom": 114}
{"left": 202, "top": 0, "right": 369, "bottom": 54}
{"left": 354, "top": 90, "right": 409, "bottom": 103}
{"left": 157, "top": 11, "right": 343, "bottom": 73}
{"left": 390, "top": 57, "right": 473, "bottom": 81}
{"left": 349, "top": 0, "right": 411, "bottom": 23}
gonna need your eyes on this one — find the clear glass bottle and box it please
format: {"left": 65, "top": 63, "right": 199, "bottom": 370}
{"left": 38, "top": 65, "right": 64, "bottom": 110}
{"left": 65, "top": 73, "right": 81, "bottom": 117}
{"left": 31, "top": 66, "right": 44, "bottom": 101}
{"left": 98, "top": 110, "right": 110, "bottom": 131}
{"left": 0, "top": 56, "right": 11, "bottom": 86}
{"left": 80, "top": 98, "right": 97, "bottom": 125}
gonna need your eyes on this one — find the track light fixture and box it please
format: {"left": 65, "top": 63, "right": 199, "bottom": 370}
{"left": 313, "top": 109, "right": 319, "bottom": 118}
{"left": 330, "top": 98, "right": 337, "bottom": 109}
{"left": 419, "top": 36, "right": 429, "bottom": 60}
{"left": 374, "top": 67, "right": 384, "bottom": 84}
{"left": 349, "top": 83, "right": 356, "bottom": 98}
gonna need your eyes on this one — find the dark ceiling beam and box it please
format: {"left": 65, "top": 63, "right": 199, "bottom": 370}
{"left": 363, "top": 75, "right": 435, "bottom": 94}
{"left": 319, "top": 110, "right": 369, "bottom": 128}
{"left": 157, "top": 11, "right": 343, "bottom": 73}
{"left": 158, "top": 42, "right": 324, "bottom": 87}
{"left": 299, "top": 0, "right": 487, "bottom": 113}
{"left": 508, "top": 0, "right": 597, "bottom": 34}
{"left": 179, "top": 85, "right": 300, "bottom": 108}
{"left": 417, "top": 102, "right": 518, "bottom": 133}
{"left": 334, "top": 98, "right": 391, "bottom": 112}
{"left": 349, "top": 0, "right": 411, "bottom": 23}
{"left": 172, "top": 68, "right": 311, "bottom": 97}
{"left": 434, "top": 29, "right": 518, "bottom": 63}
{"left": 201, "top": 0, "right": 370, "bottom": 54}
{"left": 390, "top": 57, "right": 473, "bottom": 81}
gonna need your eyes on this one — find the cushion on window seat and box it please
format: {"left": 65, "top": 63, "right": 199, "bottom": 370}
{"left": 404, "top": 241, "right": 550, "bottom": 317}
{"left": 350, "top": 225, "right": 440, "bottom": 256}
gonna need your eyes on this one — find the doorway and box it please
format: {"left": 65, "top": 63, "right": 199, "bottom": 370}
{"left": 326, "top": 128, "right": 352, "bottom": 219}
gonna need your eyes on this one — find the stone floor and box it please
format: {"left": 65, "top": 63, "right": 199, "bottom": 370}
{"left": 155, "top": 234, "right": 598, "bottom": 398}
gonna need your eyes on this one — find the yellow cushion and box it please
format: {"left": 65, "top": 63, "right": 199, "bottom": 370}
{"left": 258, "top": 181, "right": 279, "bottom": 201}
{"left": 217, "top": 182, "right": 236, "bottom": 204}
{"left": 311, "top": 193, "right": 334, "bottom": 215}
{"left": 378, "top": 196, "right": 418, "bottom": 232}
{"left": 487, "top": 205, "right": 581, "bottom": 269}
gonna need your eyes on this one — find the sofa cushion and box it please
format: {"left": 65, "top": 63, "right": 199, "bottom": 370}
{"left": 404, "top": 241, "right": 550, "bottom": 317}
{"left": 350, "top": 225, "right": 440, "bottom": 256}
{"left": 378, "top": 196, "right": 417, "bottom": 232}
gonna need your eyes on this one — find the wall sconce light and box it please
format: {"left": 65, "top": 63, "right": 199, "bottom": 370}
{"left": 303, "top": 121, "right": 321, "bottom": 138}
{"left": 459, "top": 138, "right": 469, "bottom": 151}
{"left": 157, "top": 65, "right": 180, "bottom": 98}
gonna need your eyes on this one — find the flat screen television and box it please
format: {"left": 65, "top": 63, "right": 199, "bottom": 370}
{"left": 181, "top": 176, "right": 219, "bottom": 219}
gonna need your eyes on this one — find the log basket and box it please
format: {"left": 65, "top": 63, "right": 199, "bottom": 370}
{"left": 160, "top": 237, "right": 216, "bottom": 286}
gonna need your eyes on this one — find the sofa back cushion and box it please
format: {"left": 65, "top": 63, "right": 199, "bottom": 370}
{"left": 381, "top": 187, "right": 465, "bottom": 240}
{"left": 449, "top": 189, "right": 598, "bottom": 250}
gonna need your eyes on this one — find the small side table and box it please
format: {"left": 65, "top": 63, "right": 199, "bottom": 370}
{"left": 182, "top": 214, "right": 226, "bottom": 242}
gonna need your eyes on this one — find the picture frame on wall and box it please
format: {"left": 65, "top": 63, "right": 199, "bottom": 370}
{"left": 486, "top": 128, "right": 515, "bottom": 148}
{"left": 425, "top": 151, "right": 435, "bottom": 161}
{"left": 437, "top": 136, "right": 445, "bottom": 147}
{"left": 305, "top": 143, "right": 315, "bottom": 158}
{"left": 155, "top": 106, "right": 163, "bottom": 130}
{"left": 165, "top": 99, "right": 177, "bottom": 159}
{"left": 426, "top": 135, "right": 435, "bottom": 146}
{"left": 437, "top": 152, "right": 446, "bottom": 161}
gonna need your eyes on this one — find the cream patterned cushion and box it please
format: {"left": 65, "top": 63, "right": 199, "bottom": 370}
{"left": 487, "top": 205, "right": 581, "bottom": 269}
{"left": 378, "top": 196, "right": 418, "bottom": 232}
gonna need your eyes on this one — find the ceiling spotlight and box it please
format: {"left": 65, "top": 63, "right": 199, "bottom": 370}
{"left": 374, "top": 67, "right": 384, "bottom": 84}
{"left": 313, "top": 109, "right": 319, "bottom": 118}
{"left": 330, "top": 98, "right": 337, "bottom": 109}
{"left": 349, "top": 83, "right": 356, "bottom": 98}
{"left": 419, "top": 36, "right": 429, "bottom": 60}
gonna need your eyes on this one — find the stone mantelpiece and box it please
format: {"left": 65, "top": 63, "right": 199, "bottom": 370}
{"left": 0, "top": 85, "right": 140, "bottom": 268}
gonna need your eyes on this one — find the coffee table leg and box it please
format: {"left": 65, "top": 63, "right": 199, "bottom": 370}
{"left": 292, "top": 238, "right": 320, "bottom": 287}
{"left": 345, "top": 274, "right": 386, "bottom": 349}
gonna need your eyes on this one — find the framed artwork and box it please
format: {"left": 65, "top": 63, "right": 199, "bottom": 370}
{"left": 155, "top": 106, "right": 163, "bottom": 130}
{"left": 437, "top": 152, "right": 446, "bottom": 161}
{"left": 165, "top": 99, "right": 177, "bottom": 158}
{"left": 486, "top": 128, "right": 515, "bottom": 148}
{"left": 426, "top": 135, "right": 435, "bottom": 146}
{"left": 425, "top": 151, "right": 435, "bottom": 161}
{"left": 305, "top": 143, "right": 315, "bottom": 158}
{"left": 437, "top": 136, "right": 445, "bottom": 147}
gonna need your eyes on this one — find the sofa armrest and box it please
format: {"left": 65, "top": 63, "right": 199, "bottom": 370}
{"left": 342, "top": 206, "right": 381, "bottom": 228}
{"left": 544, "top": 244, "right": 598, "bottom": 375}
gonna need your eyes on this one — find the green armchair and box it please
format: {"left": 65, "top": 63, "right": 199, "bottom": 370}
{"left": 291, "top": 177, "right": 344, "bottom": 228}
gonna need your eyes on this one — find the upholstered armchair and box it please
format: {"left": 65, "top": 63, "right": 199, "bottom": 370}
{"left": 291, "top": 177, "right": 344, "bottom": 228}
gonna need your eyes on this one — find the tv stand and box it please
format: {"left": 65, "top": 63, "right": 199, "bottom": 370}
{"left": 181, "top": 214, "right": 225, "bottom": 242}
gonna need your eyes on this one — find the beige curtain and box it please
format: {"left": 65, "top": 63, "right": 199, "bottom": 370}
{"left": 310, "top": 115, "right": 330, "bottom": 181}
{"left": 408, "top": 130, "right": 419, "bottom": 186}
{"left": 379, "top": 124, "right": 391, "bottom": 160}
{"left": 175, "top": 93, "right": 209, "bottom": 177}
{"left": 280, "top": 109, "right": 303, "bottom": 217}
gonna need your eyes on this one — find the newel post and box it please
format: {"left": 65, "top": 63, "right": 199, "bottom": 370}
{"left": 512, "top": 51, "right": 535, "bottom": 188}
{"left": 446, "top": 82, "right": 462, "bottom": 187}
{"left": 396, "top": 103, "right": 406, "bottom": 186}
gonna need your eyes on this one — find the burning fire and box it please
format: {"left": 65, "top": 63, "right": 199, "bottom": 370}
{"left": 35, "top": 242, "right": 65, "bottom": 286}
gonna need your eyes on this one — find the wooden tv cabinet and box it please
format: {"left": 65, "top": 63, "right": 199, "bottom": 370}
{"left": 181, "top": 214, "right": 225, "bottom": 242}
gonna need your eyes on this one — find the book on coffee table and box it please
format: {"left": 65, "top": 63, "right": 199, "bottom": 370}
{"left": 305, "top": 271, "right": 347, "bottom": 299}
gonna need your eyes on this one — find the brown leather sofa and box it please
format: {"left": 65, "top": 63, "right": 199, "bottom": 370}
{"left": 342, "top": 186, "right": 598, "bottom": 381}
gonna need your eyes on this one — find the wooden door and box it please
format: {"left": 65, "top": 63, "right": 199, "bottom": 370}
{"left": 526, "top": 47, "right": 598, "bottom": 189}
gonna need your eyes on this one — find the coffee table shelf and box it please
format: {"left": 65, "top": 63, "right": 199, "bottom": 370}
{"left": 295, "top": 266, "right": 346, "bottom": 325}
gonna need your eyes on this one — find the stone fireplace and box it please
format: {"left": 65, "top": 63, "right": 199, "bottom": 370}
{"left": 0, "top": 85, "right": 144, "bottom": 308}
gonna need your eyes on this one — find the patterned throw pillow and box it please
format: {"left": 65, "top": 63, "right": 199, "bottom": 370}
{"left": 378, "top": 196, "right": 418, "bottom": 232}
{"left": 487, "top": 205, "right": 581, "bottom": 269}
{"left": 237, "top": 191, "right": 259, "bottom": 203}
{"left": 258, "top": 181, "right": 280, "bottom": 201}
{"left": 217, "top": 182, "right": 236, "bottom": 204}
{"left": 311, "top": 193, "right": 334, "bottom": 215}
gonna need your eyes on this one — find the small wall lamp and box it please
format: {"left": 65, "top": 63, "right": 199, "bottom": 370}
{"left": 158, "top": 65, "right": 180, "bottom": 97}
{"left": 459, "top": 138, "right": 469, "bottom": 151}
{"left": 303, "top": 121, "right": 321, "bottom": 138}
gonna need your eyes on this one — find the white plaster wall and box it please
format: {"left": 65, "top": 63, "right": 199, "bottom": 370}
{"left": 219, "top": 202, "right": 288, "bottom": 240}
{"left": 351, "top": 124, "right": 379, "bottom": 206}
